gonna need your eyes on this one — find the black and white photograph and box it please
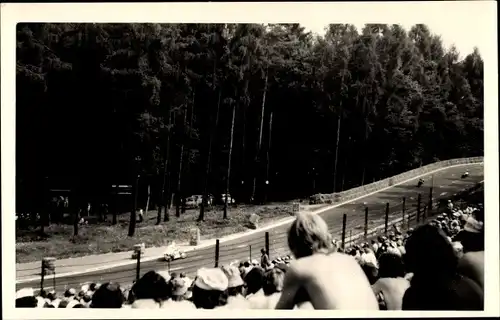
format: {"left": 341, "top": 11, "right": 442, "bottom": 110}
{"left": 2, "top": 2, "right": 498, "bottom": 317}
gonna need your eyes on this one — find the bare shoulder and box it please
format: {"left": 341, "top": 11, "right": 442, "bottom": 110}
{"left": 289, "top": 253, "right": 357, "bottom": 275}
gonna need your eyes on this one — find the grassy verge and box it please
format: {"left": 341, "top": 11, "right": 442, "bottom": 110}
{"left": 16, "top": 203, "right": 298, "bottom": 263}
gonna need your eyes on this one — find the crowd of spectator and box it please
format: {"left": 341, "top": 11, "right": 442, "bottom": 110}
{"left": 16, "top": 199, "right": 485, "bottom": 310}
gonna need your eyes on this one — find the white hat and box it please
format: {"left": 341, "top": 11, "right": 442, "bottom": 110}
{"left": 221, "top": 265, "right": 244, "bottom": 288}
{"left": 464, "top": 217, "right": 483, "bottom": 233}
{"left": 16, "top": 288, "right": 34, "bottom": 299}
{"left": 194, "top": 267, "right": 229, "bottom": 291}
{"left": 251, "top": 259, "right": 259, "bottom": 265}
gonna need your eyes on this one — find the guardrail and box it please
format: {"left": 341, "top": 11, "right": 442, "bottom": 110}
{"left": 311, "top": 156, "right": 483, "bottom": 204}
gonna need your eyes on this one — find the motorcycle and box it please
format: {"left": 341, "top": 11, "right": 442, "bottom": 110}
{"left": 417, "top": 179, "right": 424, "bottom": 188}
{"left": 461, "top": 171, "right": 469, "bottom": 179}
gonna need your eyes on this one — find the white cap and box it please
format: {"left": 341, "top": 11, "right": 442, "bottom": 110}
{"left": 16, "top": 288, "right": 34, "bottom": 299}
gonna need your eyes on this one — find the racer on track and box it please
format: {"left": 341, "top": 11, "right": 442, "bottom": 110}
{"left": 164, "top": 242, "right": 187, "bottom": 262}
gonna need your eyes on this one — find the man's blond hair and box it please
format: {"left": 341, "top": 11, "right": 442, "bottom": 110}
{"left": 287, "top": 212, "right": 333, "bottom": 259}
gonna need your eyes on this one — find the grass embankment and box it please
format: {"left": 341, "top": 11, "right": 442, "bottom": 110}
{"left": 16, "top": 202, "right": 327, "bottom": 264}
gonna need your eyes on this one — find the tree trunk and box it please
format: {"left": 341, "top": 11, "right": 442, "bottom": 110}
{"left": 223, "top": 102, "right": 236, "bottom": 219}
{"left": 128, "top": 174, "right": 139, "bottom": 237}
{"left": 333, "top": 112, "right": 342, "bottom": 193}
{"left": 333, "top": 69, "right": 346, "bottom": 193}
{"left": 183, "top": 90, "right": 195, "bottom": 214}
{"left": 251, "top": 67, "right": 268, "bottom": 203}
{"left": 198, "top": 87, "right": 221, "bottom": 222}
{"left": 265, "top": 111, "right": 273, "bottom": 203}
{"left": 158, "top": 111, "right": 172, "bottom": 224}
{"left": 145, "top": 183, "right": 151, "bottom": 215}
{"left": 240, "top": 76, "right": 249, "bottom": 200}
{"left": 361, "top": 96, "right": 368, "bottom": 186}
{"left": 176, "top": 103, "right": 188, "bottom": 218}
{"left": 163, "top": 112, "right": 173, "bottom": 222}
{"left": 341, "top": 136, "right": 351, "bottom": 191}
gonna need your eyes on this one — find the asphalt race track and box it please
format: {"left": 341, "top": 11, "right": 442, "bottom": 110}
{"left": 16, "top": 164, "right": 483, "bottom": 292}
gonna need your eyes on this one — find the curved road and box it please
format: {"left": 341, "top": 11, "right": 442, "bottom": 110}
{"left": 16, "top": 164, "right": 483, "bottom": 292}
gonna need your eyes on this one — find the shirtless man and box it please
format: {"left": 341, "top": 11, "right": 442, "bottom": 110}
{"left": 275, "top": 212, "right": 379, "bottom": 310}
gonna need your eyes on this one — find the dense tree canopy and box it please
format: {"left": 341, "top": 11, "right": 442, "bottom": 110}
{"left": 16, "top": 23, "right": 484, "bottom": 217}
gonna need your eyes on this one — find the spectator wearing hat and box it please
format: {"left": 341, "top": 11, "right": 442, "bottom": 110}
{"left": 90, "top": 282, "right": 125, "bottom": 309}
{"left": 360, "top": 246, "right": 378, "bottom": 269}
{"left": 218, "top": 265, "right": 248, "bottom": 309}
{"left": 402, "top": 225, "right": 483, "bottom": 310}
{"left": 64, "top": 288, "right": 77, "bottom": 300}
{"left": 191, "top": 267, "right": 229, "bottom": 309}
{"left": 221, "top": 265, "right": 245, "bottom": 297}
{"left": 16, "top": 288, "right": 37, "bottom": 308}
{"left": 372, "top": 252, "right": 410, "bottom": 310}
{"left": 276, "top": 212, "right": 378, "bottom": 310}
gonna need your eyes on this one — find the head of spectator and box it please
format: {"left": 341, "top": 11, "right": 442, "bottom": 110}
{"left": 263, "top": 267, "right": 286, "bottom": 296}
{"left": 404, "top": 225, "right": 458, "bottom": 280}
{"left": 47, "top": 290, "right": 57, "bottom": 301}
{"left": 455, "top": 216, "right": 484, "bottom": 253}
{"left": 191, "top": 267, "right": 229, "bottom": 309}
{"left": 170, "top": 276, "right": 190, "bottom": 302}
{"left": 90, "top": 282, "right": 125, "bottom": 308}
{"left": 89, "top": 283, "right": 99, "bottom": 292}
{"left": 64, "top": 288, "right": 76, "bottom": 299}
{"left": 244, "top": 266, "right": 266, "bottom": 296}
{"left": 221, "top": 265, "right": 244, "bottom": 297}
{"left": 360, "top": 261, "right": 379, "bottom": 285}
{"left": 275, "top": 262, "right": 288, "bottom": 274}
{"left": 81, "top": 293, "right": 92, "bottom": 307}
{"left": 58, "top": 300, "right": 69, "bottom": 308}
{"left": 16, "top": 288, "right": 37, "bottom": 308}
{"left": 131, "top": 271, "right": 170, "bottom": 303}
{"left": 378, "top": 252, "right": 406, "bottom": 279}
{"left": 287, "top": 212, "right": 333, "bottom": 259}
